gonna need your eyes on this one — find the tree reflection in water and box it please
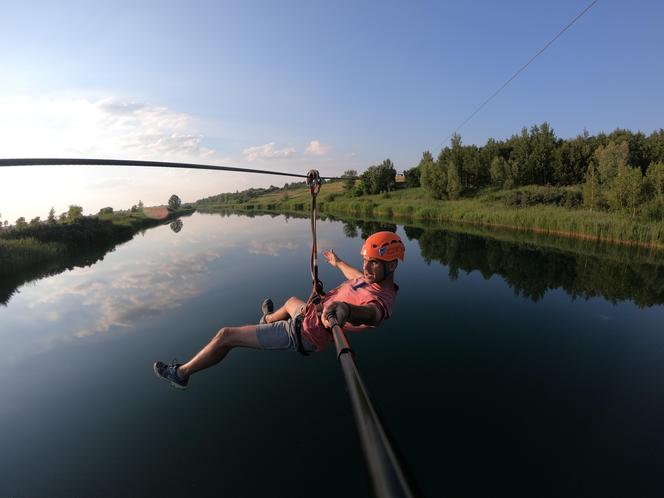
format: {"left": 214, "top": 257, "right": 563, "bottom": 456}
{"left": 170, "top": 219, "right": 183, "bottom": 233}
{"left": 342, "top": 219, "right": 664, "bottom": 308}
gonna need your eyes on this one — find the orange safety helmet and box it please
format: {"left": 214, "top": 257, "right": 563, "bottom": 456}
{"left": 360, "top": 231, "right": 405, "bottom": 262}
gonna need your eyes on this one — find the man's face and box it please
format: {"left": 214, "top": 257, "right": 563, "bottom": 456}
{"left": 362, "top": 258, "right": 385, "bottom": 284}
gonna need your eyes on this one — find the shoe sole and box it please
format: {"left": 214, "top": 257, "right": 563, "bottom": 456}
{"left": 153, "top": 362, "right": 188, "bottom": 390}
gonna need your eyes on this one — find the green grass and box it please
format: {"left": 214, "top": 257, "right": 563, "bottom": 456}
{"left": 0, "top": 206, "right": 196, "bottom": 277}
{"left": 0, "top": 237, "right": 66, "bottom": 274}
{"left": 201, "top": 183, "right": 664, "bottom": 250}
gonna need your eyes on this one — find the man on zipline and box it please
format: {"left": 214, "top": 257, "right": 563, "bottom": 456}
{"left": 153, "top": 231, "right": 404, "bottom": 389}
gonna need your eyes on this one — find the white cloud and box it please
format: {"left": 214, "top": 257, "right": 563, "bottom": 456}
{"left": 242, "top": 142, "right": 296, "bottom": 161}
{"left": 0, "top": 95, "right": 227, "bottom": 222}
{"left": 0, "top": 96, "right": 215, "bottom": 161}
{"left": 304, "top": 139, "right": 330, "bottom": 156}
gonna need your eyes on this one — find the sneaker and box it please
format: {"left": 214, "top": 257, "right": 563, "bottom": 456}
{"left": 153, "top": 360, "right": 189, "bottom": 389}
{"left": 259, "top": 298, "right": 273, "bottom": 324}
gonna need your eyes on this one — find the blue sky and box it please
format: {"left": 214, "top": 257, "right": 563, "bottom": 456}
{"left": 1, "top": 0, "right": 662, "bottom": 221}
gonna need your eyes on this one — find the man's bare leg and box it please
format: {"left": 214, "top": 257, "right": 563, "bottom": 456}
{"left": 177, "top": 325, "right": 260, "bottom": 379}
{"left": 265, "top": 296, "right": 306, "bottom": 323}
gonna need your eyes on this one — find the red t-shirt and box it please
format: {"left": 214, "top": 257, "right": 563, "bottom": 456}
{"left": 301, "top": 277, "right": 398, "bottom": 351}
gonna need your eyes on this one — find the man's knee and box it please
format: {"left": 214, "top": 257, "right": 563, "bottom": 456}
{"left": 215, "top": 327, "right": 233, "bottom": 345}
{"left": 214, "top": 326, "right": 257, "bottom": 348}
{"left": 286, "top": 296, "right": 305, "bottom": 311}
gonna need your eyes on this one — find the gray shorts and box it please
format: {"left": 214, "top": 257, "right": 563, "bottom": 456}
{"left": 255, "top": 317, "right": 316, "bottom": 353}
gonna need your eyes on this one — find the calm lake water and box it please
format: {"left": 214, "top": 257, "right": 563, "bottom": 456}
{"left": 2, "top": 212, "right": 664, "bottom": 497}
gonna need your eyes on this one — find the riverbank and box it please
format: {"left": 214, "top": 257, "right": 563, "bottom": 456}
{"left": 0, "top": 207, "right": 194, "bottom": 294}
{"left": 196, "top": 183, "right": 664, "bottom": 250}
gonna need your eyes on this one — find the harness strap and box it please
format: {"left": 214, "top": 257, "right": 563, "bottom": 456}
{"left": 293, "top": 314, "right": 311, "bottom": 356}
{"left": 306, "top": 169, "right": 324, "bottom": 307}
{"left": 302, "top": 169, "right": 334, "bottom": 336}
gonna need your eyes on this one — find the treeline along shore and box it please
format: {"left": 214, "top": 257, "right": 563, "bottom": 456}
{"left": 0, "top": 200, "right": 194, "bottom": 304}
{"left": 196, "top": 124, "right": 664, "bottom": 250}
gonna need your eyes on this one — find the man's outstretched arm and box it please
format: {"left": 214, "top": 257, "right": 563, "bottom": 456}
{"left": 322, "top": 301, "right": 383, "bottom": 328}
{"left": 323, "top": 249, "right": 362, "bottom": 279}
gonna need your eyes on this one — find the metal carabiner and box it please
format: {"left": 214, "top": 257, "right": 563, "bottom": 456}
{"left": 306, "top": 169, "right": 322, "bottom": 194}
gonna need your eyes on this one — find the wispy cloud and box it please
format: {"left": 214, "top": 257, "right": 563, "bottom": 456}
{"left": 242, "top": 142, "right": 296, "bottom": 161}
{"left": 304, "top": 139, "right": 330, "bottom": 156}
{"left": 0, "top": 96, "right": 215, "bottom": 161}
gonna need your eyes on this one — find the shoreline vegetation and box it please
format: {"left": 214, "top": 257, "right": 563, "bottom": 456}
{"left": 2, "top": 125, "right": 663, "bottom": 301}
{"left": 196, "top": 183, "right": 664, "bottom": 251}
{"left": 196, "top": 210, "right": 664, "bottom": 308}
{"left": 0, "top": 200, "right": 194, "bottom": 304}
{"left": 196, "top": 124, "right": 664, "bottom": 251}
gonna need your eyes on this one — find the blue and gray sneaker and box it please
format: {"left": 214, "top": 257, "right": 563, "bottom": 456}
{"left": 259, "top": 298, "right": 273, "bottom": 324}
{"left": 153, "top": 360, "right": 189, "bottom": 389}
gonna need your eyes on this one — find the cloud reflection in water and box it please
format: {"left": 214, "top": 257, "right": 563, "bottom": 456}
{"left": 248, "top": 239, "right": 300, "bottom": 257}
{"left": 34, "top": 250, "right": 221, "bottom": 338}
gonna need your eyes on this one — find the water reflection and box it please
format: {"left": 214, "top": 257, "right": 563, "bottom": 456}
{"left": 169, "top": 219, "right": 183, "bottom": 233}
{"left": 248, "top": 239, "right": 300, "bottom": 256}
{"left": 33, "top": 250, "right": 220, "bottom": 338}
{"left": 0, "top": 216, "right": 191, "bottom": 306}
{"left": 340, "top": 219, "right": 664, "bottom": 308}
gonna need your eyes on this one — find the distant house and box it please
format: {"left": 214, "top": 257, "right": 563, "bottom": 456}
{"left": 395, "top": 173, "right": 406, "bottom": 183}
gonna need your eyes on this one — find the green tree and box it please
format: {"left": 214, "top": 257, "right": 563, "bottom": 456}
{"left": 360, "top": 160, "right": 396, "bottom": 194}
{"left": 352, "top": 180, "right": 365, "bottom": 197}
{"left": 583, "top": 163, "right": 601, "bottom": 211}
{"left": 647, "top": 129, "right": 664, "bottom": 164}
{"left": 609, "top": 165, "right": 644, "bottom": 216}
{"left": 595, "top": 141, "right": 628, "bottom": 186}
{"left": 67, "top": 205, "right": 83, "bottom": 221}
{"left": 447, "top": 161, "right": 461, "bottom": 200}
{"left": 462, "top": 145, "right": 482, "bottom": 189}
{"left": 15, "top": 217, "right": 27, "bottom": 229}
{"left": 529, "top": 122, "right": 557, "bottom": 184}
{"left": 29, "top": 216, "right": 41, "bottom": 226}
{"left": 168, "top": 194, "right": 182, "bottom": 210}
{"left": 138, "top": 200, "right": 144, "bottom": 209}
{"left": 342, "top": 170, "right": 358, "bottom": 193}
{"left": 646, "top": 162, "right": 664, "bottom": 198}
{"left": 48, "top": 207, "right": 56, "bottom": 224}
{"left": 420, "top": 151, "right": 447, "bottom": 199}
{"left": 489, "top": 156, "right": 507, "bottom": 187}
{"left": 403, "top": 166, "right": 421, "bottom": 188}
{"left": 479, "top": 138, "right": 503, "bottom": 185}
{"left": 644, "top": 162, "right": 664, "bottom": 219}
{"left": 98, "top": 207, "right": 114, "bottom": 215}
{"left": 449, "top": 134, "right": 465, "bottom": 188}
{"left": 508, "top": 127, "right": 532, "bottom": 185}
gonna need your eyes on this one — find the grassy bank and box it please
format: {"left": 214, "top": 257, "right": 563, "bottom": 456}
{"left": 0, "top": 207, "right": 195, "bottom": 278}
{"left": 196, "top": 183, "right": 664, "bottom": 250}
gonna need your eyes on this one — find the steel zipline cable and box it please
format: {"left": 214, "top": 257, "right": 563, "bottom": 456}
{"left": 0, "top": 157, "right": 347, "bottom": 180}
